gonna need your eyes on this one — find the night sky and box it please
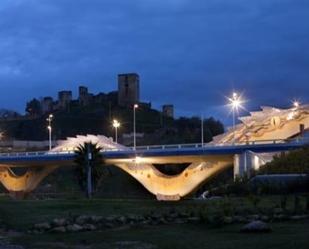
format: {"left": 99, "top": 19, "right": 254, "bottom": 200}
{"left": 1, "top": 0, "right": 309, "bottom": 124}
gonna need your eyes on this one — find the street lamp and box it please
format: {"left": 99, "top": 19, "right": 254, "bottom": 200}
{"left": 293, "top": 101, "right": 300, "bottom": 109}
{"left": 47, "top": 114, "right": 53, "bottom": 151}
{"left": 228, "top": 92, "right": 243, "bottom": 144}
{"left": 201, "top": 114, "right": 204, "bottom": 147}
{"left": 133, "top": 104, "right": 139, "bottom": 150}
{"left": 112, "top": 119, "right": 120, "bottom": 143}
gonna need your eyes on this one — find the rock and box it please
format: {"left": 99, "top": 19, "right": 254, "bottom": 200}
{"left": 34, "top": 222, "right": 51, "bottom": 231}
{"left": 51, "top": 226, "right": 66, "bottom": 233}
{"left": 90, "top": 215, "right": 103, "bottom": 223}
{"left": 174, "top": 218, "right": 186, "bottom": 224}
{"left": 233, "top": 216, "right": 248, "bottom": 223}
{"left": 223, "top": 216, "right": 233, "bottom": 224}
{"left": 104, "top": 215, "right": 118, "bottom": 222}
{"left": 75, "top": 215, "right": 91, "bottom": 225}
{"left": 273, "top": 214, "right": 288, "bottom": 221}
{"left": 52, "top": 218, "right": 67, "bottom": 227}
{"left": 117, "top": 216, "right": 127, "bottom": 224}
{"left": 66, "top": 224, "right": 83, "bottom": 232}
{"left": 289, "top": 215, "right": 309, "bottom": 220}
{"left": 248, "top": 214, "right": 260, "bottom": 221}
{"left": 83, "top": 224, "right": 97, "bottom": 231}
{"left": 187, "top": 217, "right": 200, "bottom": 224}
{"left": 158, "top": 218, "right": 168, "bottom": 225}
{"left": 260, "top": 215, "right": 270, "bottom": 222}
{"left": 178, "top": 212, "right": 190, "bottom": 218}
{"left": 104, "top": 222, "right": 116, "bottom": 229}
{"left": 240, "top": 221, "right": 271, "bottom": 233}
{"left": 113, "top": 241, "right": 157, "bottom": 249}
{"left": 127, "top": 214, "right": 143, "bottom": 222}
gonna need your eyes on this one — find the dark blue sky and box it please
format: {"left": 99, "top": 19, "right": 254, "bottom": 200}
{"left": 0, "top": 0, "right": 309, "bottom": 124}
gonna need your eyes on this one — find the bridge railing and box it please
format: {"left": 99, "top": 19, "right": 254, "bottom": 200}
{"left": 132, "top": 137, "right": 309, "bottom": 151}
{"left": 0, "top": 137, "right": 308, "bottom": 158}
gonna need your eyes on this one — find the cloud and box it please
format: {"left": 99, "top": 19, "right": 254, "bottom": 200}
{"left": 0, "top": 0, "right": 308, "bottom": 124}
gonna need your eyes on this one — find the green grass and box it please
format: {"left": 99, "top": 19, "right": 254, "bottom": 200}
{"left": 0, "top": 196, "right": 308, "bottom": 249}
{"left": 12, "top": 222, "right": 309, "bottom": 249}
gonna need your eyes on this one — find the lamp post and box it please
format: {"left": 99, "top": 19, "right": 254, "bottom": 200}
{"left": 229, "top": 92, "right": 242, "bottom": 144}
{"left": 47, "top": 114, "right": 53, "bottom": 151}
{"left": 201, "top": 114, "right": 204, "bottom": 147}
{"left": 133, "top": 104, "right": 138, "bottom": 150}
{"left": 112, "top": 119, "right": 120, "bottom": 143}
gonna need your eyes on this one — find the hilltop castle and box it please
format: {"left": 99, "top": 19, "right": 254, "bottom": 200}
{"left": 26, "top": 73, "right": 174, "bottom": 118}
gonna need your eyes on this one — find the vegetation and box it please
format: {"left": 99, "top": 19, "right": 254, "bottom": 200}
{"left": 258, "top": 147, "right": 309, "bottom": 174}
{"left": 25, "top": 98, "right": 42, "bottom": 116}
{"left": 0, "top": 102, "right": 224, "bottom": 146}
{"left": 0, "top": 197, "right": 308, "bottom": 249}
{"left": 74, "top": 142, "right": 108, "bottom": 197}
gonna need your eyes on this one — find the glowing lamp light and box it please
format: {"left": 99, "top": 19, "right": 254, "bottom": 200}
{"left": 112, "top": 119, "right": 120, "bottom": 128}
{"left": 135, "top": 156, "right": 142, "bottom": 164}
{"left": 229, "top": 92, "right": 243, "bottom": 111}
{"left": 134, "top": 104, "right": 139, "bottom": 109}
{"left": 293, "top": 101, "right": 300, "bottom": 108}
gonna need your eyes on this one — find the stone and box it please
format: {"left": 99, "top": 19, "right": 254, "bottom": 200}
{"left": 260, "top": 215, "right": 270, "bottom": 222}
{"left": 83, "top": 224, "right": 97, "bottom": 231}
{"left": 248, "top": 214, "right": 260, "bottom": 221}
{"left": 52, "top": 218, "right": 67, "bottom": 227}
{"left": 233, "top": 216, "right": 248, "bottom": 223}
{"left": 51, "top": 226, "right": 66, "bottom": 233}
{"left": 90, "top": 215, "right": 103, "bottom": 223}
{"left": 75, "top": 215, "right": 90, "bottom": 225}
{"left": 179, "top": 212, "right": 190, "bottom": 218}
{"left": 104, "top": 215, "right": 118, "bottom": 222}
{"left": 223, "top": 216, "right": 233, "bottom": 224}
{"left": 114, "top": 241, "right": 157, "bottom": 249}
{"left": 174, "top": 218, "right": 186, "bottom": 224}
{"left": 240, "top": 221, "right": 271, "bottom": 233}
{"left": 127, "top": 214, "right": 143, "bottom": 222}
{"left": 273, "top": 214, "right": 288, "bottom": 221}
{"left": 158, "top": 218, "right": 168, "bottom": 225}
{"left": 289, "top": 215, "right": 309, "bottom": 220}
{"left": 104, "top": 222, "right": 116, "bottom": 229}
{"left": 187, "top": 217, "right": 200, "bottom": 224}
{"left": 117, "top": 216, "right": 127, "bottom": 224}
{"left": 34, "top": 222, "right": 51, "bottom": 231}
{"left": 66, "top": 224, "right": 83, "bottom": 233}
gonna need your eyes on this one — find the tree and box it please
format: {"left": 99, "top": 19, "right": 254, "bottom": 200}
{"left": 74, "top": 142, "right": 107, "bottom": 198}
{"left": 25, "top": 98, "right": 42, "bottom": 116}
{"left": 258, "top": 146, "right": 309, "bottom": 174}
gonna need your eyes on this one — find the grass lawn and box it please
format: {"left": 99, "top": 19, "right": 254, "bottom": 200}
{"left": 0, "top": 196, "right": 308, "bottom": 249}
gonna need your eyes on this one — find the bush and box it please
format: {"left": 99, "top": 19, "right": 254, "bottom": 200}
{"left": 258, "top": 147, "right": 309, "bottom": 174}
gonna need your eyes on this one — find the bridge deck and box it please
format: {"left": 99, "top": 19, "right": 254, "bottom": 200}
{"left": 0, "top": 139, "right": 307, "bottom": 166}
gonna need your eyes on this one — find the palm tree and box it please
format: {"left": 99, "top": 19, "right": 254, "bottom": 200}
{"left": 74, "top": 142, "right": 107, "bottom": 198}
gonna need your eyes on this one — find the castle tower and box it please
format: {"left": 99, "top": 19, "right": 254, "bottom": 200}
{"left": 162, "top": 105, "right": 174, "bottom": 118}
{"left": 79, "top": 86, "right": 89, "bottom": 106}
{"left": 118, "top": 73, "right": 140, "bottom": 107}
{"left": 58, "top": 91, "right": 72, "bottom": 109}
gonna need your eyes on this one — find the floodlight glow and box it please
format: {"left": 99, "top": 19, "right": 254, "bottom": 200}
{"left": 135, "top": 156, "right": 142, "bottom": 164}
{"left": 293, "top": 101, "right": 300, "bottom": 108}
{"left": 229, "top": 92, "right": 243, "bottom": 111}
{"left": 112, "top": 119, "right": 120, "bottom": 128}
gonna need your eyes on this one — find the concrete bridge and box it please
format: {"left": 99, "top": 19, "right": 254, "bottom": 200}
{"left": 0, "top": 105, "right": 308, "bottom": 200}
{"left": 0, "top": 138, "right": 307, "bottom": 200}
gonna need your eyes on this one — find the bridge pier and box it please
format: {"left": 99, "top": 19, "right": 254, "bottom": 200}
{"left": 0, "top": 166, "right": 58, "bottom": 199}
{"left": 234, "top": 150, "right": 268, "bottom": 179}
